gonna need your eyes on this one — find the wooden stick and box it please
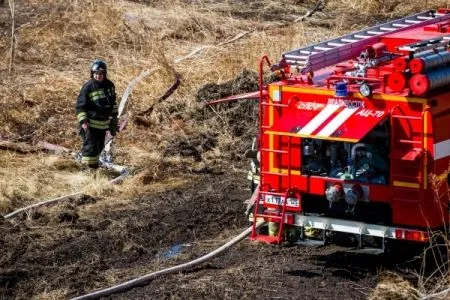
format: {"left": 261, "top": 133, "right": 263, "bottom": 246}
{"left": 137, "top": 73, "right": 181, "bottom": 116}
{"left": 294, "top": 0, "right": 324, "bottom": 23}
{"left": 0, "top": 140, "right": 39, "bottom": 154}
{"left": 174, "top": 31, "right": 252, "bottom": 63}
{"left": 217, "top": 31, "right": 251, "bottom": 46}
{"left": 174, "top": 45, "right": 210, "bottom": 63}
{"left": 8, "top": 0, "right": 15, "bottom": 74}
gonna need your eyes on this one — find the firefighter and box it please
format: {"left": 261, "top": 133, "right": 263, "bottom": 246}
{"left": 76, "top": 59, "right": 118, "bottom": 169}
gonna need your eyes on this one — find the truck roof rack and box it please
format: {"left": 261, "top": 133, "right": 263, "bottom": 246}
{"left": 282, "top": 10, "right": 450, "bottom": 73}
{"left": 398, "top": 35, "right": 450, "bottom": 53}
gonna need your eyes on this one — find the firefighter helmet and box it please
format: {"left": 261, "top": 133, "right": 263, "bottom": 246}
{"left": 91, "top": 60, "right": 107, "bottom": 74}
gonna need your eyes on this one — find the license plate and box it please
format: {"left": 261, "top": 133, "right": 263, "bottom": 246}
{"left": 264, "top": 195, "right": 299, "bottom": 207}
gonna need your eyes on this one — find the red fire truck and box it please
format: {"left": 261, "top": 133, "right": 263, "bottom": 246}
{"left": 240, "top": 9, "right": 450, "bottom": 250}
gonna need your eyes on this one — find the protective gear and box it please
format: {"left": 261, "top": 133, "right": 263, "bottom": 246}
{"left": 109, "top": 117, "right": 118, "bottom": 136}
{"left": 79, "top": 127, "right": 106, "bottom": 169}
{"left": 76, "top": 63, "right": 117, "bottom": 169}
{"left": 81, "top": 120, "right": 89, "bottom": 132}
{"left": 91, "top": 59, "right": 107, "bottom": 74}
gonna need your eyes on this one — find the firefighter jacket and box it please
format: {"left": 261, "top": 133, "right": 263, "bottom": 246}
{"left": 76, "top": 78, "right": 118, "bottom": 130}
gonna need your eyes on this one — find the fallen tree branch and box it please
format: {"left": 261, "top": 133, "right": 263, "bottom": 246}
{"left": 174, "top": 45, "right": 211, "bottom": 63}
{"left": 36, "top": 141, "right": 71, "bottom": 154}
{"left": 0, "top": 139, "right": 73, "bottom": 154}
{"left": 421, "top": 287, "right": 450, "bottom": 300}
{"left": 8, "top": 0, "right": 15, "bottom": 74}
{"left": 204, "top": 101, "right": 227, "bottom": 125}
{"left": 217, "top": 31, "right": 251, "bottom": 46}
{"left": 0, "top": 140, "right": 39, "bottom": 154}
{"left": 137, "top": 72, "right": 181, "bottom": 116}
{"left": 174, "top": 31, "right": 251, "bottom": 63}
{"left": 294, "top": 0, "right": 324, "bottom": 23}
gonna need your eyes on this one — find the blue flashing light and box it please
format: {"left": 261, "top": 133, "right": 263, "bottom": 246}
{"left": 335, "top": 82, "right": 348, "bottom": 97}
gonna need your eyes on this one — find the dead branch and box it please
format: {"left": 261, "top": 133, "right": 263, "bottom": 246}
{"left": 137, "top": 72, "right": 181, "bottom": 116}
{"left": 35, "top": 141, "right": 71, "bottom": 154}
{"left": 8, "top": 0, "right": 15, "bottom": 74}
{"left": 174, "top": 31, "right": 252, "bottom": 63}
{"left": 0, "top": 140, "right": 39, "bottom": 154}
{"left": 217, "top": 31, "right": 251, "bottom": 46}
{"left": 421, "top": 287, "right": 450, "bottom": 300}
{"left": 0, "top": 139, "right": 73, "bottom": 154}
{"left": 204, "top": 101, "right": 227, "bottom": 125}
{"left": 294, "top": 0, "right": 324, "bottom": 23}
{"left": 174, "top": 45, "right": 211, "bottom": 63}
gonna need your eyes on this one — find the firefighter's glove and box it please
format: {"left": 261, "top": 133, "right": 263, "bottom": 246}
{"left": 109, "top": 117, "right": 118, "bottom": 136}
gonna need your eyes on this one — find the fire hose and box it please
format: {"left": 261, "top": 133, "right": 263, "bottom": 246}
{"left": 3, "top": 172, "right": 128, "bottom": 220}
{"left": 71, "top": 221, "right": 265, "bottom": 300}
{"left": 2, "top": 68, "right": 156, "bottom": 220}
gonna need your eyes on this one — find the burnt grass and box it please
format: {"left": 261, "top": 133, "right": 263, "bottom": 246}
{"left": 0, "top": 67, "right": 426, "bottom": 300}
{"left": 0, "top": 5, "right": 435, "bottom": 297}
{"left": 0, "top": 164, "right": 425, "bottom": 300}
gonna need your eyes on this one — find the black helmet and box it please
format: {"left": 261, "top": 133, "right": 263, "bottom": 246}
{"left": 91, "top": 59, "right": 107, "bottom": 73}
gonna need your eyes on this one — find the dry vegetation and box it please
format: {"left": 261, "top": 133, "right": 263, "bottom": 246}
{"left": 1, "top": 0, "right": 450, "bottom": 299}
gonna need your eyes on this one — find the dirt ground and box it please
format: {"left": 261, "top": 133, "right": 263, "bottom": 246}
{"left": 0, "top": 165, "right": 427, "bottom": 300}
{"left": 1, "top": 0, "right": 447, "bottom": 299}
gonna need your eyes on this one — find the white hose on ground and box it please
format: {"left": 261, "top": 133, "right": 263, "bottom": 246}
{"left": 4, "top": 67, "right": 149, "bottom": 221}
{"left": 3, "top": 172, "right": 129, "bottom": 220}
{"left": 4, "top": 191, "right": 83, "bottom": 219}
{"left": 71, "top": 221, "right": 265, "bottom": 300}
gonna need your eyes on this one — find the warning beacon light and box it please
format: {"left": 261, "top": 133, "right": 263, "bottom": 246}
{"left": 335, "top": 81, "right": 348, "bottom": 97}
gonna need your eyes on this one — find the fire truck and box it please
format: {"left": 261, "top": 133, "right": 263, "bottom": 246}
{"left": 238, "top": 9, "right": 450, "bottom": 251}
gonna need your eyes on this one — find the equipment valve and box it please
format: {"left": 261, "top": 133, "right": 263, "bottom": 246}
{"left": 325, "top": 183, "right": 344, "bottom": 208}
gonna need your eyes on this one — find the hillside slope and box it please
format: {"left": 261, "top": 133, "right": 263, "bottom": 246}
{"left": 1, "top": 1, "right": 448, "bottom": 299}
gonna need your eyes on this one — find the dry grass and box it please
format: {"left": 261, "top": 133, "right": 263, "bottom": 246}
{"left": 1, "top": 0, "right": 450, "bottom": 298}
{"left": 369, "top": 271, "right": 419, "bottom": 300}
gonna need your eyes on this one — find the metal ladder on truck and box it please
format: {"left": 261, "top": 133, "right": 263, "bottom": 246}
{"left": 282, "top": 9, "right": 450, "bottom": 73}
{"left": 250, "top": 56, "right": 301, "bottom": 244}
{"left": 390, "top": 106, "right": 431, "bottom": 213}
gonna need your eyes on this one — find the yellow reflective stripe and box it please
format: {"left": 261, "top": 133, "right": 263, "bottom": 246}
{"left": 393, "top": 181, "right": 420, "bottom": 189}
{"left": 81, "top": 156, "right": 99, "bottom": 163}
{"left": 112, "top": 104, "right": 118, "bottom": 113}
{"left": 91, "top": 95, "right": 105, "bottom": 101}
{"left": 89, "top": 90, "right": 106, "bottom": 102}
{"left": 89, "top": 123, "right": 109, "bottom": 129}
{"left": 88, "top": 118, "right": 110, "bottom": 129}
{"left": 88, "top": 90, "right": 104, "bottom": 97}
{"left": 77, "top": 112, "right": 87, "bottom": 122}
{"left": 88, "top": 119, "right": 110, "bottom": 125}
